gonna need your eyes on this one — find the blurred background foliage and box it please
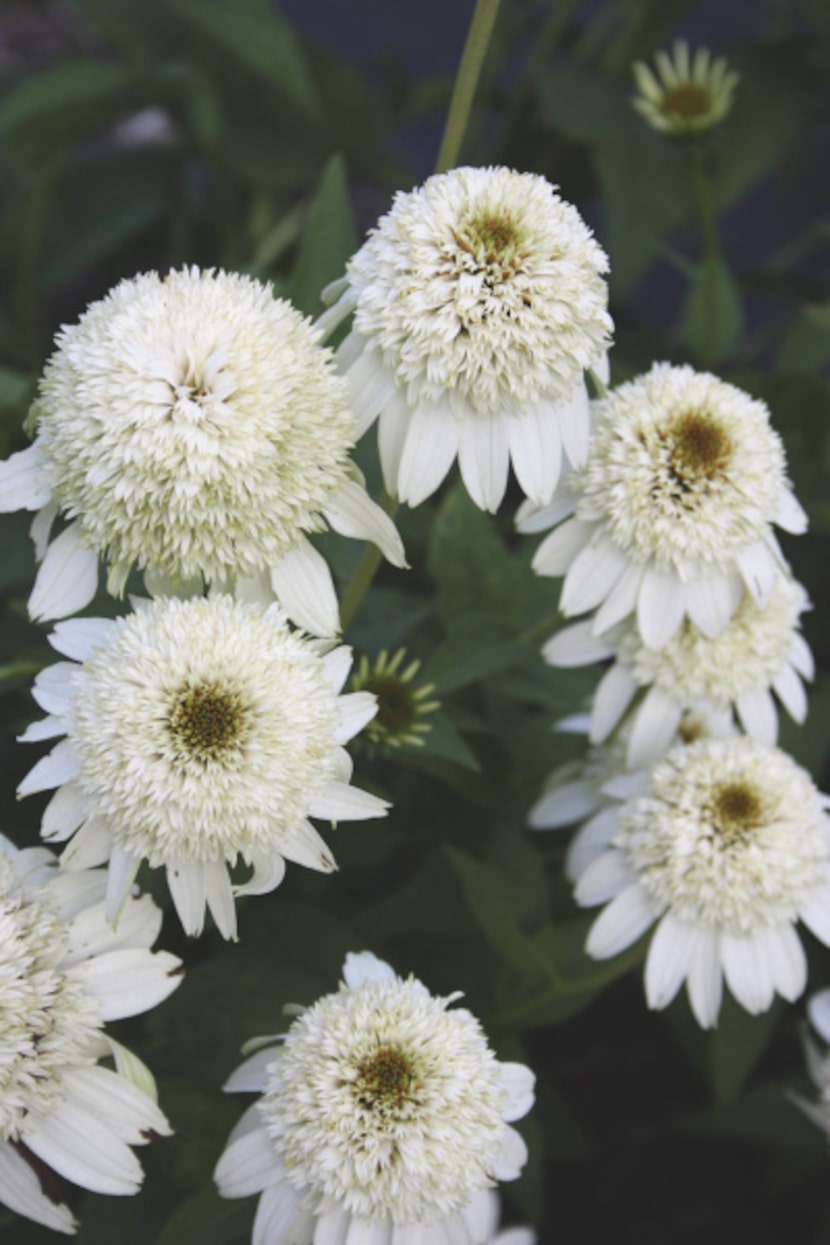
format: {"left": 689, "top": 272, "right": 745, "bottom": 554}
{"left": 1, "top": 0, "right": 830, "bottom": 1241}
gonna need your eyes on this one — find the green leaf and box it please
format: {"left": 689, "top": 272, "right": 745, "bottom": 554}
{"left": 778, "top": 302, "right": 830, "bottom": 373}
{"left": 0, "top": 61, "right": 139, "bottom": 143}
{"left": 156, "top": 1186, "right": 251, "bottom": 1245}
{"left": 682, "top": 256, "right": 743, "bottom": 364}
{"left": 170, "top": 0, "right": 321, "bottom": 119}
{"left": 418, "top": 711, "right": 481, "bottom": 771}
{"left": 420, "top": 614, "right": 530, "bottom": 694}
{"left": 287, "top": 154, "right": 357, "bottom": 317}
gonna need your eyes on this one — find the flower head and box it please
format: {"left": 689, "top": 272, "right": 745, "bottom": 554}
{"left": 0, "top": 837, "right": 180, "bottom": 1234}
{"left": 544, "top": 572, "right": 813, "bottom": 766}
{"left": 350, "top": 648, "right": 439, "bottom": 753}
{"left": 215, "top": 951, "right": 534, "bottom": 1242}
{"left": 0, "top": 267, "right": 404, "bottom": 633}
{"left": 633, "top": 42, "right": 739, "bottom": 136}
{"left": 573, "top": 737, "right": 830, "bottom": 1027}
{"left": 322, "top": 166, "right": 612, "bottom": 512}
{"left": 18, "top": 596, "right": 389, "bottom": 940}
{"left": 523, "top": 363, "right": 806, "bottom": 649}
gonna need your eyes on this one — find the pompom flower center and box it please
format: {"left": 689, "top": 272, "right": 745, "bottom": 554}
{"left": 167, "top": 681, "right": 248, "bottom": 763}
{"left": 454, "top": 210, "right": 523, "bottom": 266}
{"left": 660, "top": 83, "right": 711, "bottom": 120}
{"left": 668, "top": 411, "right": 732, "bottom": 487}
{"left": 355, "top": 1044, "right": 419, "bottom": 1115}
{"left": 709, "top": 781, "right": 763, "bottom": 842}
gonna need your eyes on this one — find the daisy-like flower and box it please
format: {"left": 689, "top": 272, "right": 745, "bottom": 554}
{"left": 573, "top": 736, "right": 830, "bottom": 1028}
{"left": 17, "top": 596, "right": 389, "bottom": 941}
{"left": 0, "top": 267, "right": 405, "bottom": 635}
{"left": 544, "top": 572, "right": 813, "bottom": 767}
{"left": 350, "top": 648, "right": 439, "bottom": 753}
{"left": 0, "top": 836, "right": 180, "bottom": 1235}
{"left": 215, "top": 951, "right": 535, "bottom": 1244}
{"left": 521, "top": 363, "right": 807, "bottom": 650}
{"left": 632, "top": 42, "right": 739, "bottom": 136}
{"left": 320, "top": 166, "right": 613, "bottom": 513}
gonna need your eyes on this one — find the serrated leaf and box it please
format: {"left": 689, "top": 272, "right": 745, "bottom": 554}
{"left": 682, "top": 255, "right": 743, "bottom": 364}
{"left": 288, "top": 153, "right": 357, "bottom": 316}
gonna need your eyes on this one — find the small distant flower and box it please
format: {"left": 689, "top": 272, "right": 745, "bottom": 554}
{"left": 633, "top": 42, "right": 739, "bottom": 136}
{"left": 215, "top": 951, "right": 534, "bottom": 1243}
{"left": 321, "top": 166, "right": 613, "bottom": 513}
{"left": 544, "top": 572, "right": 813, "bottom": 767}
{"left": 0, "top": 267, "right": 405, "bottom": 635}
{"left": 350, "top": 648, "right": 439, "bottom": 752}
{"left": 0, "top": 837, "right": 180, "bottom": 1235}
{"left": 17, "top": 596, "right": 389, "bottom": 941}
{"left": 573, "top": 737, "right": 830, "bottom": 1028}
{"left": 520, "top": 363, "right": 806, "bottom": 650}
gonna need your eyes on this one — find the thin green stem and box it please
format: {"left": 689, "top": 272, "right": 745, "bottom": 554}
{"left": 339, "top": 489, "right": 398, "bottom": 632}
{"left": 688, "top": 142, "right": 721, "bottom": 265}
{"left": 435, "top": 0, "right": 503, "bottom": 174}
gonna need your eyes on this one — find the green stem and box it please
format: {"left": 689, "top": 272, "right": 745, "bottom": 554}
{"left": 492, "top": 943, "right": 645, "bottom": 1029}
{"left": 687, "top": 141, "right": 724, "bottom": 364}
{"left": 339, "top": 489, "right": 398, "bottom": 632}
{"left": 435, "top": 0, "right": 503, "bottom": 173}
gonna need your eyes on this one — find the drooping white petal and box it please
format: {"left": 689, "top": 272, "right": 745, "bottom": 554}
{"left": 48, "top": 617, "right": 119, "bottom": 661}
{"left": 720, "top": 931, "right": 776, "bottom": 1014}
{"left": 204, "top": 859, "right": 238, "bottom": 941}
{"left": 308, "top": 782, "right": 390, "bottom": 821}
{"left": 17, "top": 715, "right": 65, "bottom": 743}
{"left": 235, "top": 850, "right": 287, "bottom": 898}
{"left": 542, "top": 620, "right": 614, "bottom": 667}
{"left": 497, "top": 1062, "right": 536, "bottom": 1122}
{"left": 31, "top": 662, "right": 78, "bottom": 715}
{"left": 315, "top": 1204, "right": 351, "bottom": 1245}
{"left": 280, "top": 820, "right": 337, "bottom": 874}
{"left": 30, "top": 500, "right": 58, "bottom": 561}
{"left": 59, "top": 817, "right": 114, "bottom": 870}
{"left": 514, "top": 488, "right": 578, "bottom": 534}
{"left": 17, "top": 739, "right": 80, "bottom": 797}
{"left": 589, "top": 663, "right": 638, "bottom": 743}
{"left": 529, "top": 779, "right": 598, "bottom": 829}
{"left": 321, "top": 645, "right": 354, "bottom": 694}
{"left": 252, "top": 1182, "right": 310, "bottom": 1245}
{"left": 224, "top": 1046, "right": 279, "bottom": 1093}
{"left": 591, "top": 562, "right": 644, "bottom": 635}
{"left": 808, "top": 987, "right": 830, "bottom": 1042}
{"left": 636, "top": 566, "right": 686, "bottom": 649}
{"left": 0, "top": 441, "right": 53, "bottom": 511}
{"left": 345, "top": 347, "right": 398, "bottom": 437}
{"left": 585, "top": 883, "right": 655, "bottom": 958}
{"left": 773, "top": 664, "right": 808, "bottom": 723}
{"left": 555, "top": 379, "right": 591, "bottom": 469}
{"left": 334, "top": 691, "right": 379, "bottom": 744}
{"left": 789, "top": 632, "right": 815, "bottom": 680}
{"left": 342, "top": 951, "right": 396, "bottom": 989}
{"left": 29, "top": 523, "right": 99, "bottom": 622}
{"left": 776, "top": 488, "right": 808, "bottom": 534}
{"left": 61, "top": 1065, "right": 169, "bottom": 1142}
{"left": 531, "top": 517, "right": 593, "bottom": 577}
{"left": 25, "top": 1100, "right": 144, "bottom": 1195}
{"left": 755, "top": 923, "right": 806, "bottom": 1002}
{"left": 0, "top": 1141, "right": 76, "bottom": 1234}
{"left": 798, "top": 883, "right": 830, "bottom": 947}
{"left": 508, "top": 400, "right": 562, "bottom": 505}
{"left": 565, "top": 809, "right": 620, "bottom": 882}
{"left": 214, "top": 1125, "right": 280, "bottom": 1198}
{"left": 457, "top": 410, "right": 511, "bottom": 513}
{"left": 396, "top": 400, "right": 461, "bottom": 508}
{"left": 66, "top": 892, "right": 160, "bottom": 962}
{"left": 270, "top": 537, "right": 340, "bottom": 638}
{"left": 685, "top": 574, "right": 742, "bottom": 638}
{"left": 489, "top": 1125, "right": 527, "bottom": 1180}
{"left": 323, "top": 479, "right": 407, "bottom": 568}
{"left": 166, "top": 861, "right": 207, "bottom": 937}
{"left": 685, "top": 926, "right": 723, "bottom": 1029}
{"left": 71, "top": 947, "right": 182, "bottom": 1020}
{"left": 458, "top": 1189, "right": 499, "bottom": 1240}
{"left": 345, "top": 1216, "right": 393, "bottom": 1245}
{"left": 644, "top": 913, "right": 694, "bottom": 1011}
{"left": 377, "top": 391, "right": 415, "bottom": 496}
{"left": 626, "top": 688, "right": 683, "bottom": 768}
{"left": 735, "top": 687, "right": 778, "bottom": 745}
{"left": 574, "top": 850, "right": 631, "bottom": 906}
{"left": 560, "top": 537, "right": 628, "bottom": 616}
{"left": 105, "top": 845, "right": 141, "bottom": 923}
{"left": 736, "top": 541, "right": 777, "bottom": 607}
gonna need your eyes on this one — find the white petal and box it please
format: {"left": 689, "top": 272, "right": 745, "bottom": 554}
{"left": 308, "top": 782, "right": 389, "bottom": 821}
{"left": 66, "top": 892, "right": 160, "bottom": 962}
{"left": 532, "top": 517, "right": 594, "bottom": 578}
{"left": 321, "top": 645, "right": 353, "bottom": 693}
{"left": 735, "top": 687, "right": 778, "bottom": 745}
{"left": 72, "top": 948, "right": 182, "bottom": 1020}
{"left": 62, "top": 1065, "right": 169, "bottom": 1141}
{"left": 0, "top": 1140, "right": 76, "bottom": 1234}
{"left": 776, "top": 488, "right": 808, "bottom": 534}
{"left": 808, "top": 988, "right": 830, "bottom": 1042}
{"left": 346, "top": 345, "right": 396, "bottom": 438}
{"left": 30, "top": 499, "right": 58, "bottom": 561}
{"left": 589, "top": 664, "right": 638, "bottom": 743}
{"left": 345, "top": 1218, "right": 393, "bottom": 1245}
{"left": 529, "top": 779, "right": 598, "bottom": 829}
{"left": 626, "top": 688, "right": 683, "bottom": 768}
{"left": 59, "top": 817, "right": 114, "bottom": 870}
{"left": 685, "top": 574, "right": 742, "bottom": 638}
{"left": 334, "top": 691, "right": 378, "bottom": 744}
{"left": 26, "top": 1100, "right": 143, "bottom": 1195}
{"left": 457, "top": 410, "right": 510, "bottom": 513}
{"left": 167, "top": 861, "right": 207, "bottom": 936}
{"left": 224, "top": 1047, "right": 279, "bottom": 1094}
{"left": 685, "top": 926, "right": 722, "bottom": 1028}
{"left": 29, "top": 523, "right": 99, "bottom": 622}
{"left": 397, "top": 400, "right": 461, "bottom": 508}
{"left": 772, "top": 664, "right": 808, "bottom": 723}
{"left": 494, "top": 1232, "right": 536, "bottom": 1245}
{"left": 214, "top": 1126, "right": 281, "bottom": 1198}
{"left": 498, "top": 1063, "right": 535, "bottom": 1122}
{"left": 105, "top": 845, "right": 141, "bottom": 922}
{"left": 585, "top": 883, "right": 655, "bottom": 958}
{"left": 323, "top": 479, "right": 407, "bottom": 568}
{"left": 17, "top": 739, "right": 80, "bottom": 797}
{"left": 508, "top": 401, "right": 562, "bottom": 505}
{"left": 489, "top": 1125, "right": 527, "bottom": 1180}
{"left": 736, "top": 542, "right": 777, "bottom": 606}
{"left": 342, "top": 951, "right": 396, "bottom": 988}
{"left": 574, "top": 849, "right": 631, "bottom": 906}
{"left": 252, "top": 1182, "right": 310, "bottom": 1245}
{"left": 555, "top": 380, "right": 591, "bottom": 469}
{"left": 756, "top": 924, "right": 806, "bottom": 1002}
{"left": 0, "top": 442, "right": 52, "bottom": 510}
{"left": 17, "top": 714, "right": 66, "bottom": 744}
{"left": 560, "top": 538, "right": 628, "bottom": 616}
{"left": 270, "top": 538, "right": 340, "bottom": 638}
{"left": 720, "top": 932, "right": 776, "bottom": 1014}
{"left": 798, "top": 883, "right": 830, "bottom": 947}
{"left": 235, "top": 850, "right": 287, "bottom": 897}
{"left": 458, "top": 1189, "right": 499, "bottom": 1240}
{"left": 31, "top": 661, "right": 78, "bottom": 715}
{"left": 377, "top": 391, "right": 414, "bottom": 496}
{"left": 542, "top": 620, "right": 614, "bottom": 667}
{"left": 591, "top": 562, "right": 644, "bottom": 635}
{"left": 514, "top": 488, "right": 578, "bottom": 534}
{"left": 204, "top": 859, "right": 238, "bottom": 941}
{"left": 280, "top": 820, "right": 337, "bottom": 873}
{"left": 636, "top": 566, "right": 686, "bottom": 649}
{"left": 315, "top": 1206, "right": 351, "bottom": 1245}
{"left": 565, "top": 809, "right": 620, "bottom": 882}
{"left": 645, "top": 914, "right": 693, "bottom": 1011}
{"left": 601, "top": 771, "right": 649, "bottom": 800}
{"left": 789, "top": 632, "right": 815, "bottom": 680}
{"left": 48, "top": 617, "right": 118, "bottom": 661}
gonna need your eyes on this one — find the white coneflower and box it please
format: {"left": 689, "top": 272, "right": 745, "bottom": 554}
{"left": 573, "top": 737, "right": 830, "bottom": 1028}
{"left": 0, "top": 267, "right": 405, "bottom": 635}
{"left": 349, "top": 648, "right": 439, "bottom": 753}
{"left": 320, "top": 166, "right": 612, "bottom": 513}
{"left": 632, "top": 42, "right": 739, "bottom": 136}
{"left": 17, "top": 596, "right": 389, "bottom": 941}
{"left": 0, "top": 836, "right": 180, "bottom": 1235}
{"left": 215, "top": 951, "right": 534, "bottom": 1244}
{"left": 522, "top": 363, "right": 806, "bottom": 649}
{"left": 544, "top": 572, "right": 813, "bottom": 766}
